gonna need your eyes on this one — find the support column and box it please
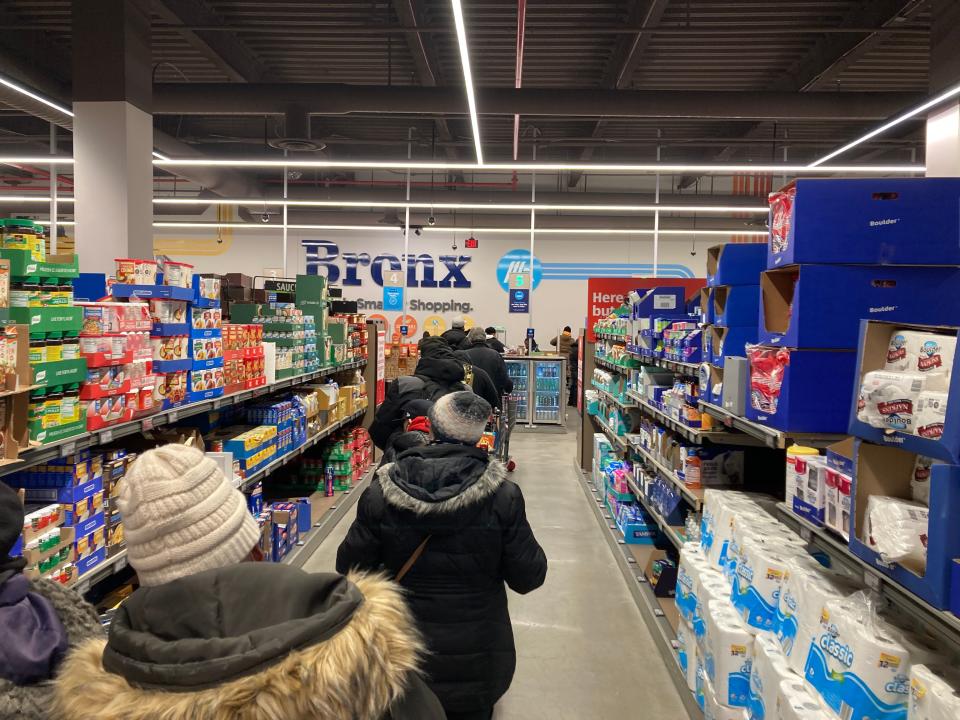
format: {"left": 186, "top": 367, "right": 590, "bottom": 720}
{"left": 926, "top": 0, "right": 960, "bottom": 177}
{"left": 72, "top": 0, "right": 154, "bottom": 274}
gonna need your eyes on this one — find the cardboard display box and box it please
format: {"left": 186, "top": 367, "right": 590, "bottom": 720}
{"left": 708, "top": 325, "right": 757, "bottom": 368}
{"left": 631, "top": 287, "right": 688, "bottom": 319}
{"left": 768, "top": 178, "right": 960, "bottom": 269}
{"left": 759, "top": 264, "right": 960, "bottom": 350}
{"left": 713, "top": 285, "right": 759, "bottom": 327}
{"left": 706, "top": 243, "right": 766, "bottom": 287}
{"left": 848, "top": 319, "right": 960, "bottom": 464}
{"left": 700, "top": 287, "right": 714, "bottom": 325}
{"left": 850, "top": 441, "right": 960, "bottom": 609}
{"left": 745, "top": 346, "right": 857, "bottom": 433}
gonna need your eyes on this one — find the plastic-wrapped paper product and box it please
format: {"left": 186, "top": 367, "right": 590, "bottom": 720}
{"left": 911, "top": 455, "right": 935, "bottom": 505}
{"left": 909, "top": 664, "right": 960, "bottom": 720}
{"left": 777, "top": 679, "right": 829, "bottom": 720}
{"left": 747, "top": 632, "right": 793, "bottom": 720}
{"left": 914, "top": 391, "right": 947, "bottom": 439}
{"left": 864, "top": 495, "right": 929, "bottom": 572}
{"left": 678, "top": 621, "right": 701, "bottom": 692}
{"left": 857, "top": 370, "right": 926, "bottom": 433}
{"left": 695, "top": 574, "right": 734, "bottom": 647}
{"left": 704, "top": 603, "right": 755, "bottom": 708}
{"left": 885, "top": 329, "right": 956, "bottom": 392}
{"left": 677, "top": 543, "right": 711, "bottom": 626}
{"left": 731, "top": 534, "right": 808, "bottom": 634}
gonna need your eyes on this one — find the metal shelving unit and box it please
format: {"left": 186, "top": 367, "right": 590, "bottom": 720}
{"left": 628, "top": 437, "right": 705, "bottom": 510}
{"left": 698, "top": 400, "right": 845, "bottom": 450}
{"left": 592, "top": 384, "right": 637, "bottom": 410}
{"left": 626, "top": 474, "right": 686, "bottom": 550}
{"left": 626, "top": 390, "right": 757, "bottom": 447}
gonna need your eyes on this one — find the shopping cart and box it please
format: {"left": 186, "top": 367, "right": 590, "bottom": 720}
{"left": 494, "top": 393, "right": 519, "bottom": 471}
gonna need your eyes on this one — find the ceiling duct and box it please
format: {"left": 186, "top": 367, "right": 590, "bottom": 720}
{"left": 267, "top": 105, "right": 326, "bottom": 153}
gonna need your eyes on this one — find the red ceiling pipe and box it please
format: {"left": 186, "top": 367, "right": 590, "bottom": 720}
{"left": 513, "top": 0, "right": 527, "bottom": 162}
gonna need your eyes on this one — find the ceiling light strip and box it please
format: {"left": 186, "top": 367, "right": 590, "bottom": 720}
{"left": 0, "top": 74, "right": 74, "bottom": 117}
{"left": 451, "top": 0, "right": 483, "bottom": 164}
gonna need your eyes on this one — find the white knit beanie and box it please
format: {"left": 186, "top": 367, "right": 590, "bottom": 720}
{"left": 429, "top": 391, "right": 492, "bottom": 445}
{"left": 118, "top": 444, "right": 261, "bottom": 587}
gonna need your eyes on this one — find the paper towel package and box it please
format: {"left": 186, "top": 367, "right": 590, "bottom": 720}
{"left": 704, "top": 603, "right": 755, "bottom": 707}
{"left": 766, "top": 178, "right": 960, "bottom": 268}
{"left": 748, "top": 633, "right": 794, "bottom": 720}
{"left": 850, "top": 441, "right": 960, "bottom": 609}
{"left": 850, "top": 321, "right": 960, "bottom": 464}
{"left": 864, "top": 495, "right": 929, "bottom": 572}
{"left": 777, "top": 679, "right": 829, "bottom": 720}
{"left": 805, "top": 597, "right": 912, "bottom": 720}
{"left": 909, "top": 664, "right": 960, "bottom": 720}
{"left": 911, "top": 455, "right": 935, "bottom": 505}
{"left": 856, "top": 370, "right": 927, "bottom": 433}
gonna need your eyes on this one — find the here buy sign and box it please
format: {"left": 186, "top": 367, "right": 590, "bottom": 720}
{"left": 586, "top": 277, "right": 705, "bottom": 342}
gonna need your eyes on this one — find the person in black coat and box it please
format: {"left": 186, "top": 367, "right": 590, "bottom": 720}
{"left": 369, "top": 336, "right": 498, "bottom": 450}
{"left": 440, "top": 316, "right": 467, "bottom": 348}
{"left": 337, "top": 392, "right": 548, "bottom": 720}
{"left": 484, "top": 327, "right": 507, "bottom": 354}
{"left": 457, "top": 327, "right": 513, "bottom": 404}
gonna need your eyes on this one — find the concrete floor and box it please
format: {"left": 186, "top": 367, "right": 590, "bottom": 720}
{"left": 304, "top": 415, "right": 687, "bottom": 719}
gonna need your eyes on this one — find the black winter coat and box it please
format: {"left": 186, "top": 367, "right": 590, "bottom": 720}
{"left": 457, "top": 340, "right": 513, "bottom": 403}
{"left": 486, "top": 337, "right": 507, "bottom": 354}
{"left": 440, "top": 328, "right": 467, "bottom": 348}
{"left": 336, "top": 444, "right": 548, "bottom": 714}
{"left": 369, "top": 339, "right": 499, "bottom": 449}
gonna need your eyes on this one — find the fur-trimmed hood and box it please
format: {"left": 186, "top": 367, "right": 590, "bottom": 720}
{"left": 379, "top": 443, "right": 506, "bottom": 517}
{"left": 52, "top": 568, "right": 428, "bottom": 720}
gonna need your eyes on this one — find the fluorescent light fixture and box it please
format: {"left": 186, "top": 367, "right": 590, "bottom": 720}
{"left": 0, "top": 195, "right": 75, "bottom": 203}
{"left": 153, "top": 222, "right": 266, "bottom": 229}
{"left": 152, "top": 151, "right": 170, "bottom": 161}
{"left": 0, "top": 74, "right": 73, "bottom": 117}
{"left": 810, "top": 80, "right": 960, "bottom": 167}
{"left": 0, "top": 157, "right": 75, "bottom": 166}
{"left": 152, "top": 158, "right": 923, "bottom": 174}
{"left": 153, "top": 197, "right": 769, "bottom": 214}
{"left": 35, "top": 220, "right": 75, "bottom": 226}
{"left": 450, "top": 0, "right": 483, "bottom": 164}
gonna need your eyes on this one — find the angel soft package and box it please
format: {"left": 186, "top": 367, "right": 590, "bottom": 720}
{"left": 775, "top": 557, "right": 860, "bottom": 676}
{"left": 748, "top": 632, "right": 794, "bottom": 720}
{"left": 909, "top": 664, "right": 960, "bottom": 720}
{"left": 884, "top": 329, "right": 956, "bottom": 392}
{"left": 805, "top": 596, "right": 913, "bottom": 720}
{"left": 864, "top": 495, "right": 929, "bottom": 572}
{"left": 703, "top": 602, "right": 755, "bottom": 708}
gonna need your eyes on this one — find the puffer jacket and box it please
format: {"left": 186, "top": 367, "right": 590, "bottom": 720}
{"left": 550, "top": 332, "right": 575, "bottom": 356}
{"left": 440, "top": 328, "right": 467, "bottom": 348}
{"left": 336, "top": 444, "right": 548, "bottom": 714}
{"left": 457, "top": 339, "right": 513, "bottom": 403}
{"left": 52, "top": 566, "right": 445, "bottom": 720}
{"left": 0, "top": 575, "right": 104, "bottom": 720}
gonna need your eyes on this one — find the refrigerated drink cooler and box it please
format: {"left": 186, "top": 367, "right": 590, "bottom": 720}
{"left": 505, "top": 356, "right": 566, "bottom": 426}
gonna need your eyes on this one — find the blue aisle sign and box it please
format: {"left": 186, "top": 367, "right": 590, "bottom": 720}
{"left": 383, "top": 286, "right": 404, "bottom": 311}
{"left": 509, "top": 289, "right": 529, "bottom": 314}
{"left": 526, "top": 327, "right": 535, "bottom": 338}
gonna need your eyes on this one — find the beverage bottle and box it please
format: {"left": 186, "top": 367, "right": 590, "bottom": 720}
{"left": 325, "top": 467, "right": 334, "bottom": 497}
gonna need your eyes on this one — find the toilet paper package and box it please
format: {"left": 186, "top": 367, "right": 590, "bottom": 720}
{"left": 776, "top": 558, "right": 859, "bottom": 676}
{"left": 909, "top": 664, "right": 960, "bottom": 720}
{"left": 695, "top": 574, "right": 734, "bottom": 647}
{"left": 702, "top": 491, "right": 766, "bottom": 570}
{"left": 914, "top": 391, "right": 947, "bottom": 439}
{"left": 911, "top": 455, "right": 935, "bottom": 505}
{"left": 777, "top": 679, "right": 829, "bottom": 720}
{"left": 678, "top": 621, "right": 700, "bottom": 692}
{"left": 701, "top": 667, "right": 750, "bottom": 720}
{"left": 732, "top": 534, "right": 807, "bottom": 633}
{"left": 677, "top": 543, "right": 711, "bottom": 625}
{"left": 884, "top": 329, "right": 956, "bottom": 392}
{"left": 704, "top": 604, "right": 755, "bottom": 707}
{"left": 864, "top": 495, "right": 929, "bottom": 572}
{"left": 748, "top": 632, "right": 794, "bottom": 720}
{"left": 725, "top": 515, "right": 804, "bottom": 585}
{"left": 857, "top": 370, "right": 926, "bottom": 433}
{"left": 805, "top": 597, "right": 913, "bottom": 720}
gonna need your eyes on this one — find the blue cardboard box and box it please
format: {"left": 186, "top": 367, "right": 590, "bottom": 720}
{"left": 713, "top": 285, "right": 759, "bottom": 327}
{"left": 76, "top": 546, "right": 106, "bottom": 576}
{"left": 70, "top": 511, "right": 105, "bottom": 537}
{"left": 632, "top": 287, "right": 688, "bottom": 319}
{"left": 849, "top": 441, "right": 960, "bottom": 610}
{"left": 700, "top": 287, "right": 714, "bottom": 325}
{"left": 21, "top": 477, "right": 103, "bottom": 505}
{"left": 768, "top": 178, "right": 960, "bottom": 269}
{"left": 759, "top": 264, "right": 960, "bottom": 350}
{"left": 706, "top": 243, "right": 766, "bottom": 287}
{"left": 745, "top": 346, "right": 857, "bottom": 433}
{"left": 848, "top": 320, "right": 960, "bottom": 464}
{"left": 708, "top": 325, "right": 757, "bottom": 368}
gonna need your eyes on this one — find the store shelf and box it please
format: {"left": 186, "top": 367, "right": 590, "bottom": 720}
{"left": 626, "top": 390, "right": 747, "bottom": 446}
{"left": 0, "top": 360, "right": 367, "bottom": 480}
{"left": 589, "top": 412, "right": 629, "bottom": 451}
{"left": 698, "top": 400, "right": 845, "bottom": 450}
{"left": 594, "top": 356, "right": 637, "bottom": 374}
{"left": 592, "top": 384, "right": 637, "bottom": 410}
{"left": 775, "top": 503, "right": 960, "bottom": 651}
{"left": 625, "top": 350, "right": 700, "bottom": 378}
{"left": 73, "top": 550, "right": 129, "bottom": 596}
{"left": 625, "top": 475, "right": 686, "bottom": 551}
{"left": 239, "top": 408, "right": 367, "bottom": 491}
{"left": 578, "top": 465, "right": 700, "bottom": 720}
{"left": 595, "top": 331, "right": 627, "bottom": 344}
{"left": 628, "top": 437, "right": 704, "bottom": 510}
{"left": 281, "top": 465, "right": 375, "bottom": 569}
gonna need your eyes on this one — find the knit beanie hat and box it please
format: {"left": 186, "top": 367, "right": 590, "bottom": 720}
{"left": 118, "top": 444, "right": 260, "bottom": 587}
{"left": 429, "top": 391, "right": 491, "bottom": 445}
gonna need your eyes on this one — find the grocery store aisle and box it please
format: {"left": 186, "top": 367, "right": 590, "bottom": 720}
{"left": 303, "top": 420, "right": 686, "bottom": 719}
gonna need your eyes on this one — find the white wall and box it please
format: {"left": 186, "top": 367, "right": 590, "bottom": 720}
{"left": 156, "top": 226, "right": 710, "bottom": 346}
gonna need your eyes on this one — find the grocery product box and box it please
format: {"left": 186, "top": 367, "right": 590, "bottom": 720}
{"left": 848, "top": 320, "right": 960, "bottom": 464}
{"left": 631, "top": 286, "right": 687, "bottom": 319}
{"left": 745, "top": 346, "right": 857, "bottom": 433}
{"left": 708, "top": 325, "right": 757, "bottom": 368}
{"left": 706, "top": 243, "right": 766, "bottom": 287}
{"left": 768, "top": 178, "right": 960, "bottom": 268}
{"left": 759, "top": 264, "right": 960, "bottom": 350}
{"left": 850, "top": 441, "right": 960, "bottom": 609}
{"left": 712, "top": 285, "right": 759, "bottom": 327}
